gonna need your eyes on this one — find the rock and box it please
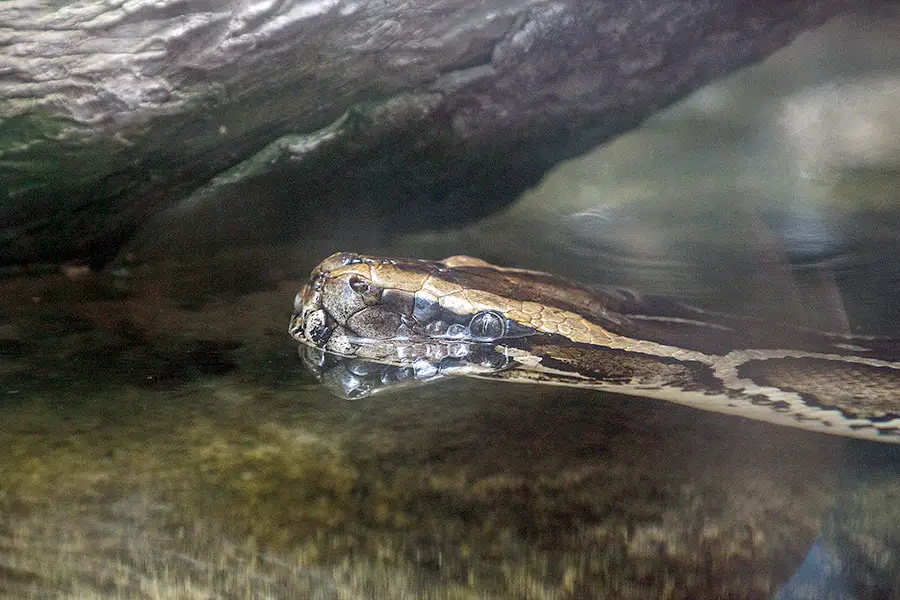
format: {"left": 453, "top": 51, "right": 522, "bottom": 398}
{"left": 0, "top": 0, "right": 859, "bottom": 268}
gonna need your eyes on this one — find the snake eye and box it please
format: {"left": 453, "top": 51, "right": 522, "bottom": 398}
{"left": 469, "top": 310, "right": 506, "bottom": 341}
{"left": 348, "top": 275, "right": 383, "bottom": 305}
{"left": 304, "top": 309, "right": 333, "bottom": 346}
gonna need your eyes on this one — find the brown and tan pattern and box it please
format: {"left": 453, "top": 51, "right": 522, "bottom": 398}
{"left": 290, "top": 252, "right": 900, "bottom": 443}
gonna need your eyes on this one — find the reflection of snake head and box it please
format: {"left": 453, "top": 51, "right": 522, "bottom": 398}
{"left": 289, "top": 252, "right": 539, "bottom": 362}
{"left": 299, "top": 344, "right": 509, "bottom": 399}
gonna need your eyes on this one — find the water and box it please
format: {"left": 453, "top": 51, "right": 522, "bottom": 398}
{"left": 3, "top": 11, "right": 900, "bottom": 600}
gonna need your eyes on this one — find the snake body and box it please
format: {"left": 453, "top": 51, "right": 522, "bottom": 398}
{"left": 289, "top": 252, "right": 900, "bottom": 443}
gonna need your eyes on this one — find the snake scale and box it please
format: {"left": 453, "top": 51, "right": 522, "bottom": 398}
{"left": 290, "top": 252, "right": 900, "bottom": 443}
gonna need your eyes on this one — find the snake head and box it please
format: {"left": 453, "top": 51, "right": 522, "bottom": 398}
{"left": 289, "top": 252, "right": 537, "bottom": 363}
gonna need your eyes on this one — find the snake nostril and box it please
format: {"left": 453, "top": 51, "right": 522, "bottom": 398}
{"left": 299, "top": 309, "right": 333, "bottom": 346}
{"left": 348, "top": 274, "right": 371, "bottom": 294}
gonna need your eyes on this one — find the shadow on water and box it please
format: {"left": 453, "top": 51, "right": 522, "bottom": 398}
{"left": 3, "top": 10, "right": 900, "bottom": 600}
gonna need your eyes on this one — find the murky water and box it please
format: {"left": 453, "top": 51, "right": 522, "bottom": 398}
{"left": 3, "top": 11, "right": 900, "bottom": 600}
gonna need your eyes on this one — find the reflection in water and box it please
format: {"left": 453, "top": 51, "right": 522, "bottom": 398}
{"left": 299, "top": 344, "right": 511, "bottom": 400}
